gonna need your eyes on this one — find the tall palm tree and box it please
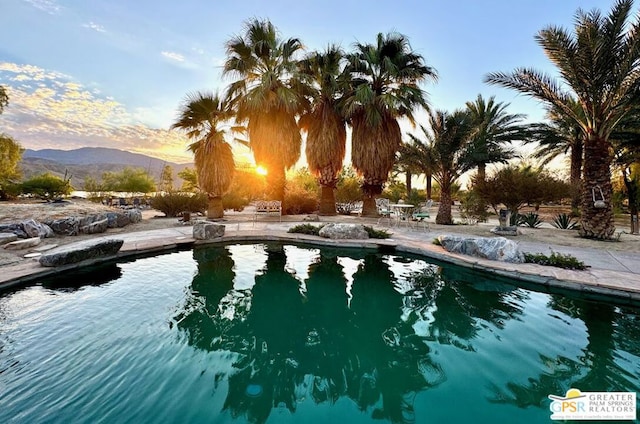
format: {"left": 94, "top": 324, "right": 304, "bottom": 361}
{"left": 394, "top": 142, "right": 422, "bottom": 196}
{"left": 465, "top": 94, "right": 526, "bottom": 182}
{"left": 403, "top": 134, "right": 438, "bottom": 199}
{"left": 342, "top": 32, "right": 437, "bottom": 216}
{"left": 171, "top": 92, "right": 236, "bottom": 219}
{"left": 486, "top": 0, "right": 640, "bottom": 239}
{"left": 423, "top": 109, "right": 476, "bottom": 225}
{"left": 529, "top": 100, "right": 585, "bottom": 211}
{"left": 223, "top": 19, "right": 308, "bottom": 210}
{"left": 299, "top": 45, "right": 348, "bottom": 215}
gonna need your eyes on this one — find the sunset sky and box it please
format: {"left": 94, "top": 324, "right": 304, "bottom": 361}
{"left": 0, "top": 0, "right": 617, "bottom": 164}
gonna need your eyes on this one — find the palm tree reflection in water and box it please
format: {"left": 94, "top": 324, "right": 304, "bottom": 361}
{"left": 174, "top": 245, "right": 537, "bottom": 423}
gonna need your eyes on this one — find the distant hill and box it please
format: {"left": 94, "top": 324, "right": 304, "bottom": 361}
{"left": 20, "top": 147, "right": 193, "bottom": 189}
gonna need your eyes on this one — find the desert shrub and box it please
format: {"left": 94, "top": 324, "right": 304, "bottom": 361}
{"left": 552, "top": 213, "right": 579, "bottom": 230}
{"left": 524, "top": 251, "right": 587, "bottom": 270}
{"left": 287, "top": 224, "right": 324, "bottom": 236}
{"left": 288, "top": 167, "right": 319, "bottom": 193}
{"left": 150, "top": 192, "right": 207, "bottom": 217}
{"left": 281, "top": 168, "right": 320, "bottom": 215}
{"left": 363, "top": 226, "right": 390, "bottom": 239}
{"left": 222, "top": 190, "right": 249, "bottom": 211}
{"left": 0, "top": 181, "right": 21, "bottom": 200}
{"left": 21, "top": 172, "right": 72, "bottom": 200}
{"left": 101, "top": 167, "right": 156, "bottom": 193}
{"left": 473, "top": 164, "right": 570, "bottom": 217}
{"left": 459, "top": 190, "right": 489, "bottom": 225}
{"left": 518, "top": 212, "right": 543, "bottom": 228}
{"left": 381, "top": 180, "right": 405, "bottom": 203}
{"left": 405, "top": 189, "right": 426, "bottom": 206}
{"left": 283, "top": 187, "right": 319, "bottom": 215}
{"left": 336, "top": 167, "right": 362, "bottom": 202}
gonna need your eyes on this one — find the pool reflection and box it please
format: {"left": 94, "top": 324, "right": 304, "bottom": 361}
{"left": 174, "top": 244, "right": 541, "bottom": 423}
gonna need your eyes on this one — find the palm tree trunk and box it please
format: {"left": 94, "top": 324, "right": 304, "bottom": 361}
{"left": 579, "top": 136, "right": 615, "bottom": 239}
{"left": 436, "top": 181, "right": 453, "bottom": 225}
{"left": 318, "top": 185, "right": 337, "bottom": 216}
{"left": 405, "top": 171, "right": 412, "bottom": 196}
{"left": 361, "top": 182, "right": 382, "bottom": 217}
{"left": 570, "top": 139, "right": 583, "bottom": 211}
{"left": 477, "top": 164, "right": 486, "bottom": 183}
{"left": 207, "top": 196, "right": 224, "bottom": 219}
{"left": 267, "top": 166, "right": 286, "bottom": 211}
{"left": 426, "top": 173, "right": 433, "bottom": 199}
{"left": 623, "top": 168, "right": 639, "bottom": 234}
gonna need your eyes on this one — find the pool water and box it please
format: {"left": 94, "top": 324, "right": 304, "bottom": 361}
{"left": 1, "top": 243, "right": 639, "bottom": 423}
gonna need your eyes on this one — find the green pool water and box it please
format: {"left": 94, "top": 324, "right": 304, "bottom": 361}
{"left": 1, "top": 243, "right": 639, "bottom": 423}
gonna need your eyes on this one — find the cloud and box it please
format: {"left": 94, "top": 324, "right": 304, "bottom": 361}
{"left": 161, "top": 51, "right": 185, "bottom": 63}
{"left": 0, "top": 62, "right": 193, "bottom": 163}
{"left": 22, "top": 0, "right": 60, "bottom": 14}
{"left": 82, "top": 21, "right": 106, "bottom": 33}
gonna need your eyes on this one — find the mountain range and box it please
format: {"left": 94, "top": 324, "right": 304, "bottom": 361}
{"left": 20, "top": 147, "right": 193, "bottom": 189}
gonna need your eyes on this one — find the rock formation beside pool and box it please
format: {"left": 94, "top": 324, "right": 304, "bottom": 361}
{"left": 318, "top": 223, "right": 369, "bottom": 239}
{"left": 39, "top": 239, "right": 125, "bottom": 267}
{"left": 0, "top": 210, "right": 141, "bottom": 240}
{"left": 193, "top": 222, "right": 225, "bottom": 240}
{"left": 437, "top": 235, "right": 524, "bottom": 263}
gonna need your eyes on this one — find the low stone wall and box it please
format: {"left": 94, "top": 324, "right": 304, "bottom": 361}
{"left": 0, "top": 209, "right": 142, "bottom": 240}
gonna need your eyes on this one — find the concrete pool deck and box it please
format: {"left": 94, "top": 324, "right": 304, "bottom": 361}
{"left": 1, "top": 216, "right": 640, "bottom": 303}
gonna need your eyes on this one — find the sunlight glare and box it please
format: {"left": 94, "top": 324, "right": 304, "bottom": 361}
{"left": 255, "top": 165, "right": 268, "bottom": 176}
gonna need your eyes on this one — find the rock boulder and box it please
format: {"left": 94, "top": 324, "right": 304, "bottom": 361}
{"left": 193, "top": 222, "right": 225, "bottom": 240}
{"left": 45, "top": 217, "right": 80, "bottom": 236}
{"left": 83, "top": 218, "right": 109, "bottom": 234}
{"left": 318, "top": 223, "right": 369, "bottom": 240}
{"left": 22, "top": 219, "right": 54, "bottom": 238}
{"left": 39, "top": 239, "right": 124, "bottom": 267}
{"left": 0, "top": 223, "right": 28, "bottom": 239}
{"left": 105, "top": 212, "right": 131, "bottom": 228}
{"left": 0, "top": 232, "right": 18, "bottom": 244}
{"left": 4, "top": 237, "right": 42, "bottom": 250}
{"left": 437, "top": 235, "right": 524, "bottom": 263}
{"left": 125, "top": 209, "right": 142, "bottom": 223}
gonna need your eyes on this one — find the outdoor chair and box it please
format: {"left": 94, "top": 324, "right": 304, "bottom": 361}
{"left": 412, "top": 200, "right": 433, "bottom": 231}
{"left": 376, "top": 198, "right": 394, "bottom": 226}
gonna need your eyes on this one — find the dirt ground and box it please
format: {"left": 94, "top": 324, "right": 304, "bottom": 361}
{"left": 1, "top": 199, "right": 640, "bottom": 253}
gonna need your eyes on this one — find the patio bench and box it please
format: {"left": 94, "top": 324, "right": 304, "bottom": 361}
{"left": 253, "top": 200, "right": 282, "bottom": 224}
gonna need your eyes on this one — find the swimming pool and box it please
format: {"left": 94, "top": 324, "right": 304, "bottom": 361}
{"left": 1, "top": 243, "right": 638, "bottom": 423}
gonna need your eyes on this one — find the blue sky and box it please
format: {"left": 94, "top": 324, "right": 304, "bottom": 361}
{"left": 0, "top": 0, "right": 618, "bottom": 164}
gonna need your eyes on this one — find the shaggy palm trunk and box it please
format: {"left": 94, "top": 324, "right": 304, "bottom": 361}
{"left": 316, "top": 168, "right": 338, "bottom": 216}
{"left": 362, "top": 195, "right": 377, "bottom": 217}
{"left": 436, "top": 181, "right": 453, "bottom": 225}
{"left": 579, "top": 135, "right": 615, "bottom": 239}
{"left": 425, "top": 173, "right": 433, "bottom": 199}
{"left": 267, "top": 166, "right": 287, "bottom": 211}
{"left": 405, "top": 171, "right": 412, "bottom": 196}
{"left": 319, "top": 185, "right": 337, "bottom": 215}
{"left": 207, "top": 196, "right": 224, "bottom": 219}
{"left": 570, "top": 140, "right": 583, "bottom": 211}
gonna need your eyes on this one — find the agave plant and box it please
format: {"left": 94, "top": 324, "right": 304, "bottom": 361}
{"left": 551, "top": 213, "right": 579, "bottom": 230}
{"left": 518, "top": 212, "right": 543, "bottom": 228}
